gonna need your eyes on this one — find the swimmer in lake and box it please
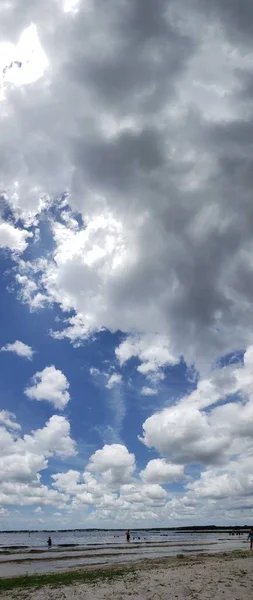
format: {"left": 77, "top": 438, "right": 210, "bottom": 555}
{"left": 47, "top": 536, "right": 52, "bottom": 548}
{"left": 126, "top": 529, "right": 130, "bottom": 542}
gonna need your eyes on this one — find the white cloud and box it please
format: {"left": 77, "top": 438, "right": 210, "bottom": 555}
{"left": 140, "top": 459, "right": 185, "bottom": 484}
{"left": 161, "top": 454, "right": 253, "bottom": 524}
{"left": 15, "top": 260, "right": 49, "bottom": 309}
{"left": 0, "top": 453, "right": 47, "bottom": 483}
{"left": 52, "top": 470, "right": 81, "bottom": 493}
{"left": 25, "top": 365, "right": 70, "bottom": 409}
{"left": 0, "top": 222, "right": 32, "bottom": 253}
{"left": 140, "top": 403, "right": 230, "bottom": 465}
{"left": 116, "top": 334, "right": 178, "bottom": 378}
{"left": 140, "top": 345, "right": 253, "bottom": 466}
{"left": 86, "top": 444, "right": 135, "bottom": 486}
{"left": 0, "top": 410, "right": 21, "bottom": 431}
{"left": 63, "top": 0, "right": 80, "bottom": 15}
{"left": 141, "top": 387, "right": 158, "bottom": 396}
{"left": 0, "top": 480, "right": 67, "bottom": 508}
{"left": 120, "top": 482, "right": 167, "bottom": 504}
{"left": 1, "top": 340, "right": 34, "bottom": 360}
{"left": 186, "top": 456, "right": 253, "bottom": 501}
{"left": 0, "top": 414, "right": 76, "bottom": 463}
{"left": 234, "top": 345, "right": 253, "bottom": 402}
{"left": 0, "top": 24, "right": 48, "bottom": 92}
{"left": 106, "top": 373, "right": 122, "bottom": 389}
{"left": 23, "top": 415, "right": 77, "bottom": 458}
{"left": 0, "top": 413, "right": 76, "bottom": 508}
{"left": 52, "top": 447, "right": 170, "bottom": 518}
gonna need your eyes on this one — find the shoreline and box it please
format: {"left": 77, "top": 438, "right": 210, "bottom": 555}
{"left": 0, "top": 537, "right": 247, "bottom": 579}
{"left": 0, "top": 548, "right": 252, "bottom": 594}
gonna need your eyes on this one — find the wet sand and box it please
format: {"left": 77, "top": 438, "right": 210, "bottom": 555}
{"left": 2, "top": 550, "right": 253, "bottom": 600}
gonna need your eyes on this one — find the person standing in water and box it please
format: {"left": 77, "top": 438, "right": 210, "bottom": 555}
{"left": 247, "top": 528, "right": 253, "bottom": 550}
{"left": 126, "top": 529, "right": 130, "bottom": 542}
{"left": 47, "top": 536, "right": 52, "bottom": 549}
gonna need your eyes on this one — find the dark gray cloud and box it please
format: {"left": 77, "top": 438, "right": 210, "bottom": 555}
{"left": 61, "top": 0, "right": 194, "bottom": 120}
{"left": 74, "top": 128, "right": 165, "bottom": 190}
{"left": 1, "top": 0, "right": 253, "bottom": 371}
{"left": 197, "top": 0, "right": 253, "bottom": 42}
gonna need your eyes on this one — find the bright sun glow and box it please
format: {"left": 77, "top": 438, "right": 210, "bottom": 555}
{"left": 0, "top": 23, "right": 48, "bottom": 98}
{"left": 63, "top": 0, "right": 80, "bottom": 13}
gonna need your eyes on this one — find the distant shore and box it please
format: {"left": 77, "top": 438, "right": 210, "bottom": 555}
{"left": 1, "top": 550, "right": 252, "bottom": 599}
{"left": 1, "top": 526, "right": 251, "bottom": 533}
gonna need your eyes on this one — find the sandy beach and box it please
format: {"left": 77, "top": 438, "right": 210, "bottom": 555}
{"left": 2, "top": 550, "right": 253, "bottom": 600}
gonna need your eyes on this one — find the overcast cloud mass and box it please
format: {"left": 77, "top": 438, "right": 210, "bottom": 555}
{"left": 1, "top": 0, "right": 253, "bottom": 529}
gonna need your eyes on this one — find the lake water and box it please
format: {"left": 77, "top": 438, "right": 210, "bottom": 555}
{"left": 0, "top": 529, "right": 248, "bottom": 578}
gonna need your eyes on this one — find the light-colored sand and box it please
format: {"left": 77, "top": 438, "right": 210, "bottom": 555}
{"left": 4, "top": 552, "right": 253, "bottom": 600}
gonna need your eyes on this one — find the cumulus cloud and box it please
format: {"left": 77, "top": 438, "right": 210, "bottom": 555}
{"left": 52, "top": 470, "right": 105, "bottom": 507}
{"left": 0, "top": 412, "right": 76, "bottom": 507}
{"left": 86, "top": 444, "right": 135, "bottom": 486}
{"left": 140, "top": 403, "right": 230, "bottom": 465}
{"left": 0, "top": 222, "right": 32, "bottom": 253}
{"left": 52, "top": 470, "right": 81, "bottom": 493}
{"left": 116, "top": 334, "right": 178, "bottom": 380}
{"left": 1, "top": 340, "right": 34, "bottom": 360}
{"left": 116, "top": 334, "right": 177, "bottom": 372}
{"left": 140, "top": 459, "right": 185, "bottom": 484}
{"left": 52, "top": 445, "right": 170, "bottom": 518}
{"left": 165, "top": 454, "right": 253, "bottom": 523}
{"left": 0, "top": 452, "right": 47, "bottom": 484}
{"left": 186, "top": 460, "right": 251, "bottom": 501}
{"left": 25, "top": 365, "right": 70, "bottom": 409}
{"left": 23, "top": 415, "right": 77, "bottom": 458}
{"left": 120, "top": 482, "right": 167, "bottom": 504}
{"left": 140, "top": 345, "right": 253, "bottom": 466}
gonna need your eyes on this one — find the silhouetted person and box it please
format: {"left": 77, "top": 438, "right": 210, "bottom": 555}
{"left": 47, "top": 536, "right": 52, "bottom": 549}
{"left": 126, "top": 529, "right": 130, "bottom": 542}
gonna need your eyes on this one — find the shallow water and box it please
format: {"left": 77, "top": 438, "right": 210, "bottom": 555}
{"left": 0, "top": 530, "right": 248, "bottom": 577}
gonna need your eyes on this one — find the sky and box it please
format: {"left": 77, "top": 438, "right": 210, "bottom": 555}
{"left": 1, "top": 1, "right": 253, "bottom": 531}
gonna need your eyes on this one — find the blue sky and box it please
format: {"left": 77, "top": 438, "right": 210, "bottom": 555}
{"left": 1, "top": 0, "right": 253, "bottom": 530}
{"left": 0, "top": 244, "right": 196, "bottom": 523}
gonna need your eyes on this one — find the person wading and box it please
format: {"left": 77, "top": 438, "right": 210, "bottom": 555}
{"left": 247, "top": 528, "right": 253, "bottom": 550}
{"left": 47, "top": 536, "right": 52, "bottom": 549}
